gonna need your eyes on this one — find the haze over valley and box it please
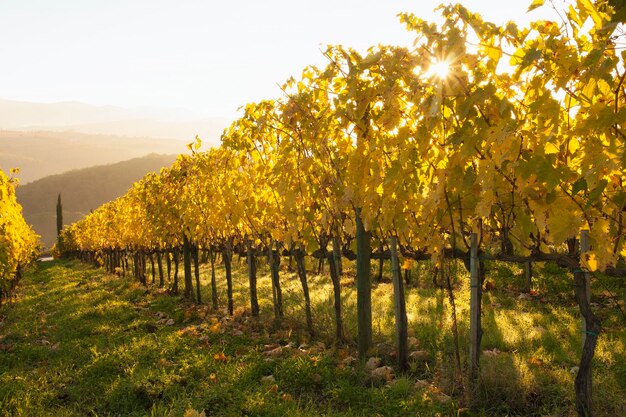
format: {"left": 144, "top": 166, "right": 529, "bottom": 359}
{"left": 0, "top": 97, "right": 226, "bottom": 247}
{"left": 0, "top": 98, "right": 228, "bottom": 184}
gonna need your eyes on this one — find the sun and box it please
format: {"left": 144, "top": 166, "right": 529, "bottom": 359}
{"left": 429, "top": 59, "right": 450, "bottom": 79}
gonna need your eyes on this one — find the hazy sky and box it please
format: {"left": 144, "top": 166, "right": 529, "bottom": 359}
{"left": 0, "top": 0, "right": 557, "bottom": 119}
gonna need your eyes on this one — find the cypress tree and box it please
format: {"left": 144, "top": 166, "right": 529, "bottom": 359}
{"left": 56, "top": 193, "right": 63, "bottom": 236}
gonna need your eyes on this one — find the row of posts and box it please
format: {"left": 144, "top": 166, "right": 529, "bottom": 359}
{"left": 387, "top": 230, "right": 591, "bottom": 384}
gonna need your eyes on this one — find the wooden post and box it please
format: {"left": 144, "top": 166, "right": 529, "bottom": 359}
{"left": 192, "top": 245, "right": 202, "bottom": 304}
{"left": 209, "top": 250, "right": 218, "bottom": 310}
{"left": 183, "top": 234, "right": 193, "bottom": 300}
{"left": 355, "top": 207, "right": 372, "bottom": 357}
{"left": 166, "top": 250, "right": 172, "bottom": 282}
{"left": 247, "top": 240, "right": 259, "bottom": 316}
{"left": 469, "top": 233, "right": 480, "bottom": 380}
{"left": 332, "top": 236, "right": 343, "bottom": 277}
{"left": 171, "top": 249, "right": 179, "bottom": 294}
{"left": 580, "top": 230, "right": 591, "bottom": 347}
{"left": 268, "top": 241, "right": 283, "bottom": 320}
{"left": 295, "top": 247, "right": 314, "bottom": 336}
{"left": 389, "top": 236, "right": 408, "bottom": 371}
{"left": 524, "top": 261, "right": 532, "bottom": 293}
{"left": 157, "top": 251, "right": 164, "bottom": 287}
{"left": 326, "top": 245, "right": 344, "bottom": 341}
{"left": 223, "top": 243, "right": 234, "bottom": 316}
{"left": 150, "top": 253, "right": 156, "bottom": 284}
{"left": 574, "top": 229, "right": 599, "bottom": 417}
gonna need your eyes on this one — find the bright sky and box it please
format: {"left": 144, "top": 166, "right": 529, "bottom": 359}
{"left": 0, "top": 0, "right": 557, "bottom": 120}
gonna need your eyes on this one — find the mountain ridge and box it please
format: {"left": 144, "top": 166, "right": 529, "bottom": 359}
{"left": 0, "top": 129, "right": 188, "bottom": 184}
{"left": 16, "top": 154, "right": 178, "bottom": 248}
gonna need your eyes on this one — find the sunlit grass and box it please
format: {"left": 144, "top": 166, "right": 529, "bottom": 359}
{"left": 0, "top": 257, "right": 623, "bottom": 416}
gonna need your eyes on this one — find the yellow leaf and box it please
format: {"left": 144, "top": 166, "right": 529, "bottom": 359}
{"left": 528, "top": 0, "right": 545, "bottom": 12}
{"left": 582, "top": 252, "right": 598, "bottom": 272}
{"left": 579, "top": 0, "right": 604, "bottom": 30}
{"left": 545, "top": 142, "right": 559, "bottom": 154}
{"left": 401, "top": 258, "right": 413, "bottom": 270}
{"left": 184, "top": 410, "right": 207, "bottom": 417}
{"left": 568, "top": 138, "right": 580, "bottom": 154}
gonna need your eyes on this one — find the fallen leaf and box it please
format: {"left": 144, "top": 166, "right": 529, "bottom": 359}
{"left": 370, "top": 366, "right": 394, "bottom": 383}
{"left": 183, "top": 410, "right": 206, "bottom": 417}
{"left": 409, "top": 350, "right": 430, "bottom": 362}
{"left": 263, "top": 346, "right": 283, "bottom": 357}
{"left": 365, "top": 357, "right": 381, "bottom": 370}
{"left": 414, "top": 379, "right": 429, "bottom": 389}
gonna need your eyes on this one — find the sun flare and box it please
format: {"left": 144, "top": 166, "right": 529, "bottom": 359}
{"left": 429, "top": 59, "right": 450, "bottom": 79}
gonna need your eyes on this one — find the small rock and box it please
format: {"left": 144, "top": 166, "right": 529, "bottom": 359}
{"left": 483, "top": 348, "right": 500, "bottom": 357}
{"left": 165, "top": 319, "right": 175, "bottom": 326}
{"left": 370, "top": 366, "right": 394, "bottom": 383}
{"left": 457, "top": 408, "right": 471, "bottom": 417}
{"left": 264, "top": 346, "right": 283, "bottom": 357}
{"left": 0, "top": 343, "right": 13, "bottom": 352}
{"left": 34, "top": 338, "right": 51, "bottom": 346}
{"left": 414, "top": 379, "right": 429, "bottom": 389}
{"left": 570, "top": 366, "right": 579, "bottom": 374}
{"left": 365, "top": 357, "right": 381, "bottom": 370}
{"left": 434, "top": 392, "right": 452, "bottom": 403}
{"left": 261, "top": 375, "right": 275, "bottom": 384}
{"left": 309, "top": 341, "right": 326, "bottom": 353}
{"left": 263, "top": 343, "right": 280, "bottom": 351}
{"left": 342, "top": 356, "right": 356, "bottom": 366}
{"left": 409, "top": 350, "right": 430, "bottom": 362}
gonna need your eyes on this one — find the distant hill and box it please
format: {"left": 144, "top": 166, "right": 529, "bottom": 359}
{"left": 16, "top": 154, "right": 178, "bottom": 248}
{"left": 22, "top": 118, "right": 226, "bottom": 144}
{"left": 0, "top": 98, "right": 228, "bottom": 142}
{"left": 0, "top": 130, "right": 187, "bottom": 183}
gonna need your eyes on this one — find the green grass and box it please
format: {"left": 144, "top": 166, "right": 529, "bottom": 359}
{"left": 0, "top": 257, "right": 624, "bottom": 416}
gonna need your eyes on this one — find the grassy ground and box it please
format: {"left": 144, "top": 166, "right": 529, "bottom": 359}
{"left": 0, "top": 257, "right": 624, "bottom": 416}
